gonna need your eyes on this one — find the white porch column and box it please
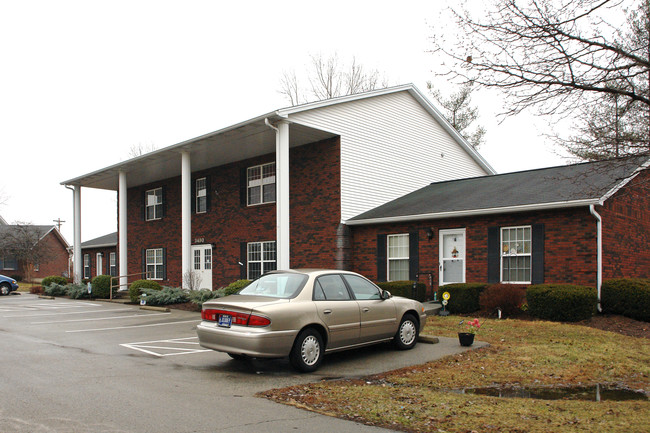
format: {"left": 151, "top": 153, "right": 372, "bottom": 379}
{"left": 276, "top": 121, "right": 290, "bottom": 270}
{"left": 181, "top": 151, "right": 192, "bottom": 288}
{"left": 73, "top": 186, "right": 82, "bottom": 284}
{"left": 118, "top": 171, "right": 128, "bottom": 290}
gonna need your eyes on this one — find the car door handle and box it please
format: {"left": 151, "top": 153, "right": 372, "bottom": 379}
{"left": 323, "top": 309, "right": 332, "bottom": 314}
{"left": 362, "top": 308, "right": 370, "bottom": 313}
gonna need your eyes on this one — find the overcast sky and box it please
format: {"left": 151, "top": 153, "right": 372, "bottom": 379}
{"left": 0, "top": 0, "right": 567, "bottom": 244}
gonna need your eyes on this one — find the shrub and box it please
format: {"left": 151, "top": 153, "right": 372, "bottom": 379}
{"left": 437, "top": 283, "right": 489, "bottom": 313}
{"left": 42, "top": 275, "right": 68, "bottom": 288}
{"left": 601, "top": 278, "right": 650, "bottom": 322}
{"left": 141, "top": 287, "right": 190, "bottom": 306}
{"left": 129, "top": 280, "right": 162, "bottom": 303}
{"left": 67, "top": 283, "right": 91, "bottom": 299}
{"left": 189, "top": 289, "right": 219, "bottom": 308}
{"left": 527, "top": 284, "right": 597, "bottom": 322}
{"left": 44, "top": 283, "right": 68, "bottom": 297}
{"left": 90, "top": 275, "right": 115, "bottom": 299}
{"left": 479, "top": 284, "right": 527, "bottom": 317}
{"left": 376, "top": 281, "right": 426, "bottom": 302}
{"left": 29, "top": 285, "right": 43, "bottom": 295}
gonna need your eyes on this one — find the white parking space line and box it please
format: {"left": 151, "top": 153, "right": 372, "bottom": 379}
{"left": 0, "top": 301, "right": 101, "bottom": 312}
{"left": 31, "top": 312, "right": 171, "bottom": 325}
{"left": 4, "top": 308, "right": 133, "bottom": 318}
{"left": 120, "top": 337, "right": 211, "bottom": 357}
{"left": 66, "top": 319, "right": 200, "bottom": 333}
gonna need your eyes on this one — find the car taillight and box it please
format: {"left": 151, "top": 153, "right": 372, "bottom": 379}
{"left": 201, "top": 309, "right": 270, "bottom": 327}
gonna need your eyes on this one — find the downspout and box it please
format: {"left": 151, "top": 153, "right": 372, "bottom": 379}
{"left": 589, "top": 205, "right": 603, "bottom": 312}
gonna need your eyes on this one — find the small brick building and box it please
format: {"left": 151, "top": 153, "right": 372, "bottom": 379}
{"left": 80, "top": 232, "right": 118, "bottom": 280}
{"left": 0, "top": 223, "right": 71, "bottom": 282}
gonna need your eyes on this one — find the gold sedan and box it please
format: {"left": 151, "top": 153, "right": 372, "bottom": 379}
{"left": 197, "top": 269, "right": 426, "bottom": 372}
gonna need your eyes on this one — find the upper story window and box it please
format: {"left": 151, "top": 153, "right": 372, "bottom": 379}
{"left": 501, "top": 226, "right": 531, "bottom": 283}
{"left": 247, "top": 162, "right": 275, "bottom": 206}
{"left": 196, "top": 178, "right": 207, "bottom": 213}
{"left": 387, "top": 234, "right": 409, "bottom": 281}
{"left": 145, "top": 188, "right": 163, "bottom": 221}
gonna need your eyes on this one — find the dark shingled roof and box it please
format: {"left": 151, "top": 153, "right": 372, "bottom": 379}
{"left": 349, "top": 156, "right": 648, "bottom": 223}
{"left": 81, "top": 232, "right": 117, "bottom": 249}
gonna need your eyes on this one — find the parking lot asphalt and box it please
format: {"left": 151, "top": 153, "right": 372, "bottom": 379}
{"left": 0, "top": 293, "right": 487, "bottom": 433}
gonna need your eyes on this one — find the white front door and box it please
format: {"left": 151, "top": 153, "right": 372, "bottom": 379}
{"left": 190, "top": 245, "right": 212, "bottom": 290}
{"left": 96, "top": 253, "right": 103, "bottom": 277}
{"left": 439, "top": 229, "right": 466, "bottom": 286}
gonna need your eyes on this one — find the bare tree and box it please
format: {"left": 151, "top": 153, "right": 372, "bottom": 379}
{"left": 182, "top": 270, "right": 203, "bottom": 291}
{"left": 428, "top": 82, "right": 486, "bottom": 149}
{"left": 128, "top": 142, "right": 157, "bottom": 158}
{"left": 279, "top": 54, "right": 389, "bottom": 106}
{"left": 0, "top": 223, "right": 53, "bottom": 282}
{"left": 431, "top": 0, "right": 650, "bottom": 160}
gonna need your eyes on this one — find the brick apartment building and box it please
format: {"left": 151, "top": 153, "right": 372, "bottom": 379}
{"left": 61, "top": 84, "right": 649, "bottom": 296}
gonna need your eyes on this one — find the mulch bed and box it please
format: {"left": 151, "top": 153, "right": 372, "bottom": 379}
{"left": 577, "top": 314, "right": 649, "bottom": 339}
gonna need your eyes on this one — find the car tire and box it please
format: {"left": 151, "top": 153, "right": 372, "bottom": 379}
{"left": 0, "top": 284, "right": 10, "bottom": 296}
{"left": 227, "top": 353, "right": 247, "bottom": 361}
{"left": 393, "top": 314, "right": 418, "bottom": 350}
{"left": 290, "top": 328, "right": 324, "bottom": 373}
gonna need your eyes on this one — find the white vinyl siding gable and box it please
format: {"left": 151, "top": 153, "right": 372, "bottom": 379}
{"left": 287, "top": 91, "right": 490, "bottom": 221}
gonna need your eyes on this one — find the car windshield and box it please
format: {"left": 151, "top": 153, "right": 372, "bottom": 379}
{"left": 238, "top": 273, "right": 308, "bottom": 298}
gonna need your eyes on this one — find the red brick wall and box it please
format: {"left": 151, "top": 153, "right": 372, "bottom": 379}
{"left": 79, "top": 247, "right": 118, "bottom": 279}
{"left": 19, "top": 232, "right": 70, "bottom": 282}
{"left": 350, "top": 207, "right": 599, "bottom": 297}
{"left": 599, "top": 168, "right": 650, "bottom": 279}
{"left": 124, "top": 137, "right": 341, "bottom": 288}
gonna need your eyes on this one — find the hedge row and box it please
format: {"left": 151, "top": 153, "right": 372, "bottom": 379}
{"left": 376, "top": 281, "right": 426, "bottom": 302}
{"left": 601, "top": 278, "right": 650, "bottom": 322}
{"left": 436, "top": 283, "right": 489, "bottom": 313}
{"left": 526, "top": 284, "right": 597, "bottom": 322}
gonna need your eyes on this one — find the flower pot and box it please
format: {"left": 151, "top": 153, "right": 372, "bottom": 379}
{"left": 458, "top": 332, "right": 475, "bottom": 347}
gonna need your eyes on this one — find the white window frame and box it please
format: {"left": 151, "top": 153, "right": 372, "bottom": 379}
{"left": 109, "top": 252, "right": 117, "bottom": 277}
{"left": 196, "top": 177, "right": 207, "bottom": 214}
{"left": 500, "top": 225, "right": 532, "bottom": 284}
{"left": 145, "top": 187, "right": 163, "bottom": 221}
{"left": 247, "top": 241, "right": 276, "bottom": 280}
{"left": 83, "top": 254, "right": 90, "bottom": 279}
{"left": 247, "top": 162, "right": 276, "bottom": 206}
{"left": 146, "top": 248, "right": 164, "bottom": 280}
{"left": 387, "top": 234, "right": 410, "bottom": 282}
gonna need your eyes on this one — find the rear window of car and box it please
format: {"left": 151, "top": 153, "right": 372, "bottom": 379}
{"left": 238, "top": 273, "right": 308, "bottom": 298}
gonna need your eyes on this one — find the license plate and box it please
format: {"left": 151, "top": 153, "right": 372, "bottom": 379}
{"left": 218, "top": 314, "right": 232, "bottom": 328}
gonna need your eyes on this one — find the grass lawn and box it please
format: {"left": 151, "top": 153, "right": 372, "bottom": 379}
{"left": 261, "top": 316, "right": 650, "bottom": 432}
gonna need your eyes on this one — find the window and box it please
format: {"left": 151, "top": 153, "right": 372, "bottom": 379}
{"left": 342, "top": 274, "right": 382, "bottom": 300}
{"left": 388, "top": 234, "right": 409, "bottom": 281}
{"left": 146, "top": 248, "right": 164, "bottom": 280}
{"left": 196, "top": 178, "right": 207, "bottom": 213}
{"left": 83, "top": 254, "right": 90, "bottom": 279}
{"left": 204, "top": 248, "right": 211, "bottom": 270}
{"left": 109, "top": 252, "right": 117, "bottom": 277}
{"left": 247, "top": 241, "right": 276, "bottom": 280}
{"left": 314, "top": 274, "right": 351, "bottom": 300}
{"left": 193, "top": 249, "right": 201, "bottom": 270}
{"left": 247, "top": 162, "right": 276, "bottom": 206}
{"left": 145, "top": 188, "right": 163, "bottom": 221}
{"left": 0, "top": 256, "right": 17, "bottom": 270}
{"left": 501, "top": 226, "right": 531, "bottom": 283}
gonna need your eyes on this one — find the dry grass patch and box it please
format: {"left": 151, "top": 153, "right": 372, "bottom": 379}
{"left": 261, "top": 316, "right": 650, "bottom": 432}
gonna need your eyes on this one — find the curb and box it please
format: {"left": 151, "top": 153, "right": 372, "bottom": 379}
{"left": 140, "top": 305, "right": 171, "bottom": 312}
{"left": 418, "top": 335, "right": 440, "bottom": 344}
{"left": 38, "top": 295, "right": 55, "bottom": 300}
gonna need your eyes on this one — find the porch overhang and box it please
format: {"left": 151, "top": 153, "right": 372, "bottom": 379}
{"left": 61, "top": 113, "right": 338, "bottom": 190}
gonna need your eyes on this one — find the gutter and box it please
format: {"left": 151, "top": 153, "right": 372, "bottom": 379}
{"left": 589, "top": 204, "right": 603, "bottom": 312}
{"left": 346, "top": 198, "right": 601, "bottom": 226}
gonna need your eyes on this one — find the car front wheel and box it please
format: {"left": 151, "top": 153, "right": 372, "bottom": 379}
{"left": 393, "top": 314, "right": 418, "bottom": 350}
{"left": 0, "top": 284, "right": 10, "bottom": 296}
{"left": 290, "top": 328, "right": 324, "bottom": 373}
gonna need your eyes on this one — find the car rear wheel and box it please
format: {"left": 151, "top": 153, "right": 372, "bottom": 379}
{"left": 290, "top": 328, "right": 324, "bottom": 373}
{"left": 0, "top": 284, "right": 10, "bottom": 296}
{"left": 393, "top": 314, "right": 418, "bottom": 350}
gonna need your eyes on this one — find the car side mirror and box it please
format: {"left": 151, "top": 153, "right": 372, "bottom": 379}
{"left": 381, "top": 290, "right": 392, "bottom": 300}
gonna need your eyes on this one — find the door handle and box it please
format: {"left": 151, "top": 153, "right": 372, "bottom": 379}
{"left": 323, "top": 309, "right": 332, "bottom": 314}
{"left": 362, "top": 308, "right": 370, "bottom": 313}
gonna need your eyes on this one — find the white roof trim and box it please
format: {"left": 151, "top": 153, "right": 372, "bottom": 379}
{"left": 345, "top": 198, "right": 600, "bottom": 226}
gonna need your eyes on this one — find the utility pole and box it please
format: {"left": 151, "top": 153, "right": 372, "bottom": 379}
{"left": 53, "top": 218, "right": 65, "bottom": 231}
